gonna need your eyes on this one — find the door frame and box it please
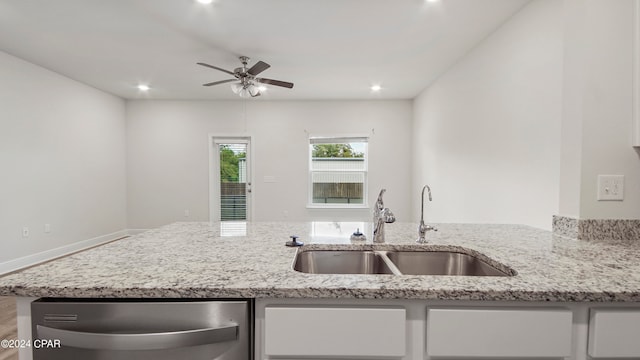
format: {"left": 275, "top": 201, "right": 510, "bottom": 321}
{"left": 209, "top": 134, "right": 253, "bottom": 223}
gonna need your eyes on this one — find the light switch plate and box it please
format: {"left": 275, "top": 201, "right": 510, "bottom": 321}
{"left": 597, "top": 175, "right": 624, "bottom": 201}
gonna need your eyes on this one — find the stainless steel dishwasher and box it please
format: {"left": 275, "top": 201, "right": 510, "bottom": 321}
{"left": 31, "top": 298, "right": 252, "bottom": 360}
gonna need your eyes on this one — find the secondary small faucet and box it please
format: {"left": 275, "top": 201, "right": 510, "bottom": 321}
{"left": 373, "top": 189, "right": 396, "bottom": 243}
{"left": 417, "top": 185, "right": 437, "bottom": 243}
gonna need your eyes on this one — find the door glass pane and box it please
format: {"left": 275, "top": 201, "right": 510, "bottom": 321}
{"left": 219, "top": 143, "right": 247, "bottom": 221}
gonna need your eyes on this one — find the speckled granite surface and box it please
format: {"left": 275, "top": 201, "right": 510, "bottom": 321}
{"left": 553, "top": 215, "right": 640, "bottom": 242}
{"left": 1, "top": 221, "right": 640, "bottom": 302}
{"left": 552, "top": 215, "right": 578, "bottom": 239}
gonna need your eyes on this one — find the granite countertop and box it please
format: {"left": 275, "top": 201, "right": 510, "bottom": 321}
{"left": 1, "top": 221, "right": 639, "bottom": 302}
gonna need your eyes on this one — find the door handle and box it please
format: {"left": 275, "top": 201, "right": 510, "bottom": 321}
{"left": 36, "top": 323, "right": 238, "bottom": 350}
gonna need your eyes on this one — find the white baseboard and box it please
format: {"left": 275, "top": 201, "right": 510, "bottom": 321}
{"left": 0, "top": 229, "right": 129, "bottom": 275}
{"left": 127, "top": 228, "right": 150, "bottom": 235}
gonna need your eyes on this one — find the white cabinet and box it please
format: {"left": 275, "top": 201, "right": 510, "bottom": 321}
{"left": 425, "top": 307, "right": 573, "bottom": 358}
{"left": 264, "top": 306, "right": 406, "bottom": 358}
{"left": 257, "top": 299, "right": 640, "bottom": 360}
{"left": 588, "top": 309, "right": 640, "bottom": 358}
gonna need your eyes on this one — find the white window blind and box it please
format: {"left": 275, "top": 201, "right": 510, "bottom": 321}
{"left": 310, "top": 137, "right": 369, "bottom": 145}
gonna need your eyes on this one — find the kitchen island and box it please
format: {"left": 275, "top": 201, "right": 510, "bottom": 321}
{"left": 2, "top": 221, "right": 640, "bottom": 360}
{"left": 1, "top": 221, "right": 639, "bottom": 301}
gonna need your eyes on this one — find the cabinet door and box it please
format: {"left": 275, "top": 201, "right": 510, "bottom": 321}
{"left": 426, "top": 307, "right": 573, "bottom": 358}
{"left": 264, "top": 306, "right": 406, "bottom": 357}
{"left": 589, "top": 309, "right": 640, "bottom": 358}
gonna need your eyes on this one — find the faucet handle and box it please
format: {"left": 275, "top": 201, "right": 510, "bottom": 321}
{"left": 418, "top": 221, "right": 437, "bottom": 233}
{"left": 383, "top": 208, "right": 396, "bottom": 223}
{"left": 416, "top": 222, "right": 437, "bottom": 243}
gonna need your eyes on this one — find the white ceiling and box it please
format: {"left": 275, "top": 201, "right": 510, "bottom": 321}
{"left": 0, "top": 0, "right": 530, "bottom": 100}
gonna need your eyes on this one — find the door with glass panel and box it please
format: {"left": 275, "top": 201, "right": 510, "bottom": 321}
{"left": 210, "top": 137, "right": 251, "bottom": 222}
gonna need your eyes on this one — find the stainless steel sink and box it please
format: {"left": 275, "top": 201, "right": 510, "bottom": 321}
{"left": 385, "top": 251, "right": 509, "bottom": 276}
{"left": 293, "top": 250, "right": 395, "bottom": 275}
{"left": 293, "top": 249, "right": 514, "bottom": 276}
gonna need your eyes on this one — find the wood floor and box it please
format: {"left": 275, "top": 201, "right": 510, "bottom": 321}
{"left": 0, "top": 297, "right": 18, "bottom": 360}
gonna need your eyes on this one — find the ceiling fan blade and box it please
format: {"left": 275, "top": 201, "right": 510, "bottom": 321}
{"left": 197, "top": 62, "right": 236, "bottom": 76}
{"left": 247, "top": 61, "right": 270, "bottom": 76}
{"left": 256, "top": 78, "right": 294, "bottom": 89}
{"left": 203, "top": 79, "right": 236, "bottom": 87}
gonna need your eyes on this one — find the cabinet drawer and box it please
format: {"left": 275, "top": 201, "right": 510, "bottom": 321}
{"left": 589, "top": 309, "right": 640, "bottom": 358}
{"left": 265, "top": 306, "right": 406, "bottom": 357}
{"left": 426, "top": 307, "right": 572, "bottom": 358}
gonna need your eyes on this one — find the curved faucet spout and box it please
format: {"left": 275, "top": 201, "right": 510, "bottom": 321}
{"left": 421, "top": 185, "right": 432, "bottom": 214}
{"left": 417, "top": 185, "right": 437, "bottom": 243}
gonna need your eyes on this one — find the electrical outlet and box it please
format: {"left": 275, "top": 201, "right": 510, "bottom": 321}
{"left": 184, "top": 209, "right": 190, "bottom": 217}
{"left": 597, "top": 175, "right": 624, "bottom": 201}
{"left": 22, "top": 227, "right": 29, "bottom": 237}
{"left": 44, "top": 224, "right": 51, "bottom": 233}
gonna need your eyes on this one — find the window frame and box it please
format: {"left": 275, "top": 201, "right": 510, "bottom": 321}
{"left": 307, "top": 136, "right": 369, "bottom": 209}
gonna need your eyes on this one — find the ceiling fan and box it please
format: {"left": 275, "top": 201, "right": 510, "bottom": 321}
{"left": 197, "top": 56, "right": 294, "bottom": 98}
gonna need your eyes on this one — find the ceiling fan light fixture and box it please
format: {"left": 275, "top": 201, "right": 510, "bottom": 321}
{"left": 231, "top": 81, "right": 262, "bottom": 97}
{"left": 248, "top": 84, "right": 262, "bottom": 97}
{"left": 231, "top": 82, "right": 243, "bottom": 94}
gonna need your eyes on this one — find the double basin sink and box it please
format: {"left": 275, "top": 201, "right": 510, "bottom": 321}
{"left": 293, "top": 249, "right": 516, "bottom": 276}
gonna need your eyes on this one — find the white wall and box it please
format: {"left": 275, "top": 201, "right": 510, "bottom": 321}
{"left": 0, "top": 51, "right": 127, "bottom": 266}
{"left": 126, "top": 100, "right": 412, "bottom": 229}
{"left": 411, "top": 0, "right": 563, "bottom": 230}
{"left": 561, "top": 0, "right": 640, "bottom": 220}
{"left": 558, "top": 0, "right": 585, "bottom": 218}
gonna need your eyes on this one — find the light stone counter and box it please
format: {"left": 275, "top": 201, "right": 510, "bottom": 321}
{"left": 1, "top": 221, "right": 639, "bottom": 302}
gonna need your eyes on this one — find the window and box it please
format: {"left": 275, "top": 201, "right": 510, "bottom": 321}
{"left": 309, "top": 136, "right": 368, "bottom": 207}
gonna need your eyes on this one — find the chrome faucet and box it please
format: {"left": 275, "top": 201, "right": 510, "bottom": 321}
{"left": 373, "top": 189, "right": 396, "bottom": 243}
{"left": 417, "top": 185, "right": 437, "bottom": 243}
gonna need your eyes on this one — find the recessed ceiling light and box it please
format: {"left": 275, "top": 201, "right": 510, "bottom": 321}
{"left": 426, "top": 0, "right": 440, "bottom": 2}
{"left": 196, "top": 0, "right": 213, "bottom": 4}
{"left": 371, "top": 84, "right": 382, "bottom": 92}
{"left": 137, "top": 84, "right": 150, "bottom": 91}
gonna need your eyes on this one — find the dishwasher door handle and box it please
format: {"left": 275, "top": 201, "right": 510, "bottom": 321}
{"left": 36, "top": 323, "right": 238, "bottom": 350}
